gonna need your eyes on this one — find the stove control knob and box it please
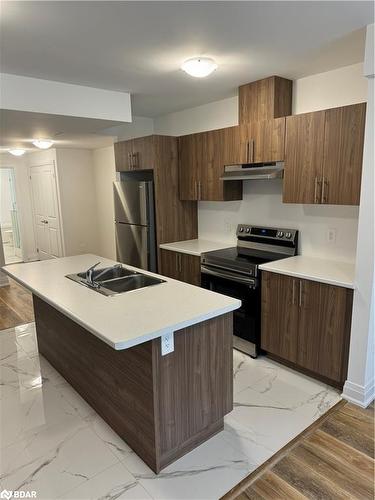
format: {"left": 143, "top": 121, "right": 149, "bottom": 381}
{"left": 239, "top": 227, "right": 244, "bottom": 232}
{"left": 245, "top": 227, "right": 250, "bottom": 233}
{"left": 285, "top": 232, "right": 292, "bottom": 239}
{"left": 278, "top": 231, "right": 284, "bottom": 238}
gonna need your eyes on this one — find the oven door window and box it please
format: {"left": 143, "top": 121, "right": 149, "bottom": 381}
{"left": 201, "top": 272, "right": 260, "bottom": 345}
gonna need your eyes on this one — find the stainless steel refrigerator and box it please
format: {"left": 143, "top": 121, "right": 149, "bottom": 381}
{"left": 113, "top": 180, "right": 157, "bottom": 272}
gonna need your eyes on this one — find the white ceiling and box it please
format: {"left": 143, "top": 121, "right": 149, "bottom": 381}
{"left": 0, "top": 110, "right": 119, "bottom": 151}
{"left": 1, "top": 1, "right": 373, "bottom": 118}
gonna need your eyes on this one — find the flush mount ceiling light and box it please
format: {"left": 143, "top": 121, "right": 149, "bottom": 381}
{"left": 32, "top": 139, "right": 54, "bottom": 149}
{"left": 9, "top": 148, "right": 26, "bottom": 156}
{"left": 181, "top": 57, "right": 218, "bottom": 78}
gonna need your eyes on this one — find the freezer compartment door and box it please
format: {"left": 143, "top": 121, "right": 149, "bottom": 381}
{"left": 113, "top": 181, "right": 151, "bottom": 226}
{"left": 115, "top": 222, "right": 155, "bottom": 271}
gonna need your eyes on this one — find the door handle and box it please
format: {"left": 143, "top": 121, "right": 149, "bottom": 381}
{"left": 292, "top": 279, "right": 296, "bottom": 305}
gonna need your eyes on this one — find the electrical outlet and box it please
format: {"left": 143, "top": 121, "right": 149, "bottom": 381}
{"left": 161, "top": 331, "right": 174, "bottom": 356}
{"left": 327, "top": 228, "right": 337, "bottom": 244}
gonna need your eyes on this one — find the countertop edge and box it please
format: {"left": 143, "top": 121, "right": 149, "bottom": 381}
{"left": 159, "top": 240, "right": 233, "bottom": 257}
{"left": 258, "top": 264, "right": 355, "bottom": 289}
{"left": 3, "top": 267, "right": 241, "bottom": 350}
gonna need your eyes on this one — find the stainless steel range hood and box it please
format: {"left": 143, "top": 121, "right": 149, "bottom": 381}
{"left": 221, "top": 161, "right": 284, "bottom": 181}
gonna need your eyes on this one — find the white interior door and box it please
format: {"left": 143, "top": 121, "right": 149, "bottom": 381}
{"left": 30, "top": 163, "right": 62, "bottom": 260}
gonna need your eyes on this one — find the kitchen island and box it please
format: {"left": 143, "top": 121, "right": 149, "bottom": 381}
{"left": 3, "top": 254, "right": 240, "bottom": 473}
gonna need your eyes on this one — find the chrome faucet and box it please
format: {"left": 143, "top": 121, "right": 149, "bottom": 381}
{"left": 85, "top": 262, "right": 122, "bottom": 288}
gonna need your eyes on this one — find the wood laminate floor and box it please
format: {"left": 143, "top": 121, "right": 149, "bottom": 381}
{"left": 227, "top": 401, "right": 374, "bottom": 500}
{"left": 0, "top": 278, "right": 34, "bottom": 329}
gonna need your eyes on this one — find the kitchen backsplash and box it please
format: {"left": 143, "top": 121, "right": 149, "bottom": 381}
{"left": 198, "top": 180, "right": 359, "bottom": 263}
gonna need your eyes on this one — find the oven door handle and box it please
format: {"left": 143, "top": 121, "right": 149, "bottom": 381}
{"left": 201, "top": 266, "right": 257, "bottom": 287}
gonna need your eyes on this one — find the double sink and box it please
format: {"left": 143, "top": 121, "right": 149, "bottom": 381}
{"left": 66, "top": 264, "right": 165, "bottom": 296}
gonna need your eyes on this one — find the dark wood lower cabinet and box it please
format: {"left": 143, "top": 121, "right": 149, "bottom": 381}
{"left": 261, "top": 272, "right": 299, "bottom": 363}
{"left": 160, "top": 249, "right": 201, "bottom": 286}
{"left": 261, "top": 271, "right": 353, "bottom": 387}
{"left": 33, "top": 295, "right": 233, "bottom": 473}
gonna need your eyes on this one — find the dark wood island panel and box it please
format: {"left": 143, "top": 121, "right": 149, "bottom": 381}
{"left": 33, "top": 295, "right": 233, "bottom": 473}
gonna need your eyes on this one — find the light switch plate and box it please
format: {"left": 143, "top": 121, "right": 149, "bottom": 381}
{"left": 161, "top": 332, "right": 174, "bottom": 356}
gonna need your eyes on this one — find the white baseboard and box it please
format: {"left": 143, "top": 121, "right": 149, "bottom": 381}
{"left": 342, "top": 379, "right": 375, "bottom": 408}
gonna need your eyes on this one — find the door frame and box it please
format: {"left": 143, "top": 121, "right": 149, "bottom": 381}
{"left": 28, "top": 160, "right": 66, "bottom": 259}
{"left": 0, "top": 165, "right": 25, "bottom": 264}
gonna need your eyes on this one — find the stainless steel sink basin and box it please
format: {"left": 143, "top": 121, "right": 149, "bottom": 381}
{"left": 66, "top": 264, "right": 165, "bottom": 296}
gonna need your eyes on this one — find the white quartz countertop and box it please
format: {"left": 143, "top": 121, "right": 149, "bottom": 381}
{"left": 159, "top": 239, "right": 233, "bottom": 257}
{"left": 3, "top": 255, "right": 241, "bottom": 350}
{"left": 259, "top": 256, "right": 355, "bottom": 289}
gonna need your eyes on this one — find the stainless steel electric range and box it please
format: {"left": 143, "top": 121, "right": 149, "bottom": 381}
{"left": 201, "top": 224, "right": 298, "bottom": 358}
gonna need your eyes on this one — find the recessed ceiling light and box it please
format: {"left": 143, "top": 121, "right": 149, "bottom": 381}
{"left": 9, "top": 148, "right": 26, "bottom": 156}
{"left": 181, "top": 57, "right": 218, "bottom": 78}
{"left": 32, "top": 139, "right": 54, "bottom": 149}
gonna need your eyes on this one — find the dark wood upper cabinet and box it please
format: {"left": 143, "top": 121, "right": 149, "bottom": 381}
{"left": 283, "top": 111, "right": 325, "bottom": 204}
{"left": 114, "top": 135, "right": 156, "bottom": 171}
{"left": 239, "top": 117, "right": 286, "bottom": 164}
{"left": 261, "top": 271, "right": 299, "bottom": 363}
{"left": 322, "top": 103, "right": 366, "bottom": 205}
{"left": 239, "top": 76, "right": 292, "bottom": 124}
{"left": 178, "top": 127, "right": 242, "bottom": 202}
{"left": 114, "top": 139, "right": 134, "bottom": 171}
{"left": 160, "top": 249, "right": 201, "bottom": 286}
{"left": 261, "top": 271, "right": 353, "bottom": 387}
{"left": 283, "top": 103, "right": 366, "bottom": 205}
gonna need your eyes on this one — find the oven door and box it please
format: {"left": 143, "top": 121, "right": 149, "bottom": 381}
{"left": 201, "top": 265, "right": 261, "bottom": 357}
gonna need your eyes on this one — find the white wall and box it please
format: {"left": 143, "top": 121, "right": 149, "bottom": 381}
{"left": 293, "top": 63, "right": 368, "bottom": 114}
{"left": 55, "top": 149, "right": 99, "bottom": 256}
{"left": 153, "top": 62, "right": 367, "bottom": 263}
{"left": 199, "top": 182, "right": 359, "bottom": 261}
{"left": 92, "top": 146, "right": 117, "bottom": 260}
{"left": 154, "top": 96, "right": 238, "bottom": 136}
{"left": 343, "top": 25, "right": 374, "bottom": 407}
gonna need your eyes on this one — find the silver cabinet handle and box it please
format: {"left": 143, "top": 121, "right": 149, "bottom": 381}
{"left": 246, "top": 141, "right": 250, "bottom": 163}
{"left": 321, "top": 177, "right": 328, "bottom": 204}
{"left": 198, "top": 181, "right": 202, "bottom": 200}
{"left": 132, "top": 152, "right": 138, "bottom": 169}
{"left": 314, "top": 177, "right": 319, "bottom": 203}
{"left": 127, "top": 152, "right": 132, "bottom": 170}
{"left": 299, "top": 280, "right": 303, "bottom": 307}
{"left": 248, "top": 139, "right": 254, "bottom": 163}
{"left": 292, "top": 279, "right": 296, "bottom": 305}
{"left": 179, "top": 254, "right": 182, "bottom": 273}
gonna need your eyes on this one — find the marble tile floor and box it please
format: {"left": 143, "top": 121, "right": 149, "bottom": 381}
{"left": 0, "top": 323, "right": 341, "bottom": 500}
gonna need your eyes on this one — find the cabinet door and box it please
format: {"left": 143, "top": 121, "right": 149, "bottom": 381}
{"left": 178, "top": 134, "right": 200, "bottom": 200}
{"left": 283, "top": 111, "right": 325, "bottom": 203}
{"left": 200, "top": 127, "right": 243, "bottom": 201}
{"left": 160, "top": 249, "right": 180, "bottom": 280}
{"left": 114, "top": 140, "right": 133, "bottom": 171}
{"left": 180, "top": 253, "right": 201, "bottom": 286}
{"left": 322, "top": 103, "right": 366, "bottom": 205}
{"left": 297, "top": 279, "right": 353, "bottom": 384}
{"left": 242, "top": 118, "right": 285, "bottom": 163}
{"left": 261, "top": 272, "right": 299, "bottom": 363}
{"left": 132, "top": 136, "right": 154, "bottom": 170}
